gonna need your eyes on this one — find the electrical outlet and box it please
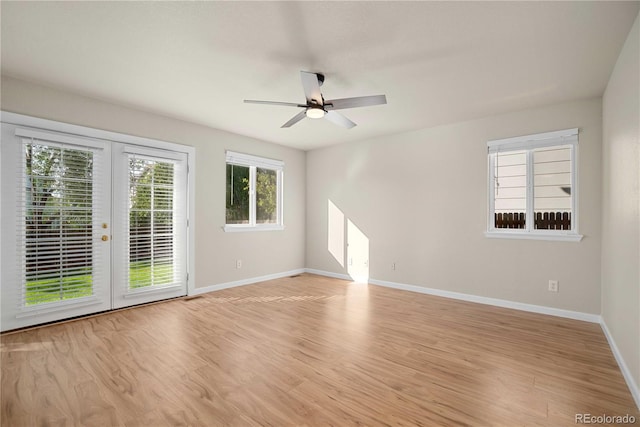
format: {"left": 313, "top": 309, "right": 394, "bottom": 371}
{"left": 236, "top": 259, "right": 242, "bottom": 269}
{"left": 392, "top": 262, "right": 396, "bottom": 270}
{"left": 548, "top": 280, "right": 559, "bottom": 292}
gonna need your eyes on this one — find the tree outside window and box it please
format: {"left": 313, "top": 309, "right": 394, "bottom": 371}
{"left": 225, "top": 151, "right": 283, "bottom": 231}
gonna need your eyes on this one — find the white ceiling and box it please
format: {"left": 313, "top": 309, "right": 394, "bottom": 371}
{"left": 1, "top": 1, "right": 638, "bottom": 150}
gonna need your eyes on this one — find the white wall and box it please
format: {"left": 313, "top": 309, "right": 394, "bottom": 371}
{"left": 602, "top": 12, "right": 640, "bottom": 400}
{"left": 0, "top": 76, "right": 306, "bottom": 289}
{"left": 307, "top": 98, "right": 602, "bottom": 314}
{"left": 0, "top": 76, "right": 607, "bottom": 316}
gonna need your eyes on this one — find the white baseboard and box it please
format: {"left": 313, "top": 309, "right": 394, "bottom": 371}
{"left": 191, "top": 268, "right": 306, "bottom": 296}
{"left": 304, "top": 268, "right": 352, "bottom": 281}
{"left": 369, "top": 277, "right": 602, "bottom": 323}
{"left": 304, "top": 269, "right": 601, "bottom": 323}
{"left": 600, "top": 320, "right": 640, "bottom": 410}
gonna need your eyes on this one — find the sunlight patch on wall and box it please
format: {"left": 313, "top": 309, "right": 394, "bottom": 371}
{"left": 347, "top": 219, "right": 369, "bottom": 283}
{"left": 328, "top": 200, "right": 345, "bottom": 267}
{"left": 327, "top": 199, "right": 370, "bottom": 283}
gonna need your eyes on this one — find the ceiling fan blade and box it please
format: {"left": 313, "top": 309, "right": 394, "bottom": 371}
{"left": 300, "top": 71, "right": 323, "bottom": 106}
{"left": 281, "top": 110, "right": 307, "bottom": 128}
{"left": 244, "top": 100, "right": 305, "bottom": 108}
{"left": 325, "top": 95, "right": 387, "bottom": 110}
{"left": 324, "top": 111, "right": 356, "bottom": 129}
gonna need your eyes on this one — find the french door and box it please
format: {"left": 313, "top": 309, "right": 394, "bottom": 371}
{"left": 111, "top": 144, "right": 188, "bottom": 309}
{"left": 1, "top": 119, "right": 190, "bottom": 331}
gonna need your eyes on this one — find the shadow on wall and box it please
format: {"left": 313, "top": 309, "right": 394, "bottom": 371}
{"left": 327, "top": 200, "right": 369, "bottom": 283}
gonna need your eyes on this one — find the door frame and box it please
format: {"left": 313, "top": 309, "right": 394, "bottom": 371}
{"left": 0, "top": 111, "right": 196, "bottom": 332}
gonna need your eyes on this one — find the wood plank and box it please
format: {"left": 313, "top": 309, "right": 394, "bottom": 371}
{"left": 2, "top": 274, "right": 638, "bottom": 426}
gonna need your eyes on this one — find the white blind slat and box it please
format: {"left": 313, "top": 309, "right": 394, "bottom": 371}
{"left": 16, "top": 128, "right": 106, "bottom": 150}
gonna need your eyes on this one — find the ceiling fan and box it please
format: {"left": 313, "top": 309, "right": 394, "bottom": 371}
{"left": 244, "top": 71, "right": 387, "bottom": 129}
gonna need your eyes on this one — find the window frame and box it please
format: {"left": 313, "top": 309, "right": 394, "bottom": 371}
{"left": 16, "top": 132, "right": 106, "bottom": 310}
{"left": 124, "top": 148, "right": 187, "bottom": 293}
{"left": 485, "top": 128, "right": 583, "bottom": 242}
{"left": 224, "top": 150, "right": 284, "bottom": 232}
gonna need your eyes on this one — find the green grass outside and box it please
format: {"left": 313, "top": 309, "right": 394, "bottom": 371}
{"left": 26, "top": 274, "right": 93, "bottom": 305}
{"left": 129, "top": 261, "right": 174, "bottom": 289}
{"left": 25, "top": 261, "right": 174, "bottom": 306}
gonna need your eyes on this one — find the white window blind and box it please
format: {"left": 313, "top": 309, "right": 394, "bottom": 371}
{"left": 226, "top": 151, "right": 284, "bottom": 170}
{"left": 488, "top": 128, "right": 578, "bottom": 153}
{"left": 125, "top": 153, "right": 187, "bottom": 291}
{"left": 17, "top": 137, "right": 105, "bottom": 307}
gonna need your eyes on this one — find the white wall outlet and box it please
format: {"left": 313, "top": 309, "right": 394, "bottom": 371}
{"left": 236, "top": 259, "right": 242, "bottom": 269}
{"left": 548, "top": 280, "right": 559, "bottom": 292}
{"left": 392, "top": 262, "right": 396, "bottom": 270}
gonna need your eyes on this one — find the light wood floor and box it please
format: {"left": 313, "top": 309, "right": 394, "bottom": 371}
{"left": 2, "top": 274, "right": 638, "bottom": 426}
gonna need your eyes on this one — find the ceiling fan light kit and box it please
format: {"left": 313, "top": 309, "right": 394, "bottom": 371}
{"left": 305, "top": 107, "right": 325, "bottom": 119}
{"left": 244, "top": 71, "right": 387, "bottom": 129}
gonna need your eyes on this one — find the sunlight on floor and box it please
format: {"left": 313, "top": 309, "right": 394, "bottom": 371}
{"left": 205, "top": 295, "right": 343, "bottom": 304}
{"left": 344, "top": 282, "right": 370, "bottom": 337}
{"left": 0, "top": 341, "right": 54, "bottom": 352}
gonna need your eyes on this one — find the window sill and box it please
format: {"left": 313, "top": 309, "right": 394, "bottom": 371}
{"left": 485, "top": 231, "right": 583, "bottom": 242}
{"left": 223, "top": 224, "right": 285, "bottom": 233}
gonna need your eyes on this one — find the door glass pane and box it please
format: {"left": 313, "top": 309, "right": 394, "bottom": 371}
{"left": 129, "top": 158, "right": 175, "bottom": 289}
{"left": 256, "top": 168, "right": 277, "bottom": 224}
{"left": 533, "top": 145, "right": 572, "bottom": 230}
{"left": 23, "top": 143, "right": 95, "bottom": 305}
{"left": 494, "top": 150, "right": 526, "bottom": 229}
{"left": 226, "top": 164, "right": 250, "bottom": 224}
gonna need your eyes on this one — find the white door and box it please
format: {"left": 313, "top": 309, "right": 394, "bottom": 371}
{"left": 1, "top": 122, "right": 190, "bottom": 331}
{"left": 1, "top": 125, "right": 112, "bottom": 331}
{"left": 111, "top": 145, "right": 188, "bottom": 309}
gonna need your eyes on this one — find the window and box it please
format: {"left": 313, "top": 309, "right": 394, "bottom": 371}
{"left": 113, "top": 145, "right": 189, "bottom": 309}
{"left": 127, "top": 155, "right": 181, "bottom": 290}
{"left": 486, "top": 128, "right": 582, "bottom": 241}
{"left": 18, "top": 138, "right": 103, "bottom": 306}
{"left": 225, "top": 151, "right": 283, "bottom": 232}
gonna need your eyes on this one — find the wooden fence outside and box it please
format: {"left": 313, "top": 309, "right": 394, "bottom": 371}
{"left": 495, "top": 212, "right": 571, "bottom": 230}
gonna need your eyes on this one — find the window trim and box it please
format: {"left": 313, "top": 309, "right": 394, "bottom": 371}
{"left": 486, "top": 128, "right": 583, "bottom": 242}
{"left": 224, "top": 150, "right": 284, "bottom": 232}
